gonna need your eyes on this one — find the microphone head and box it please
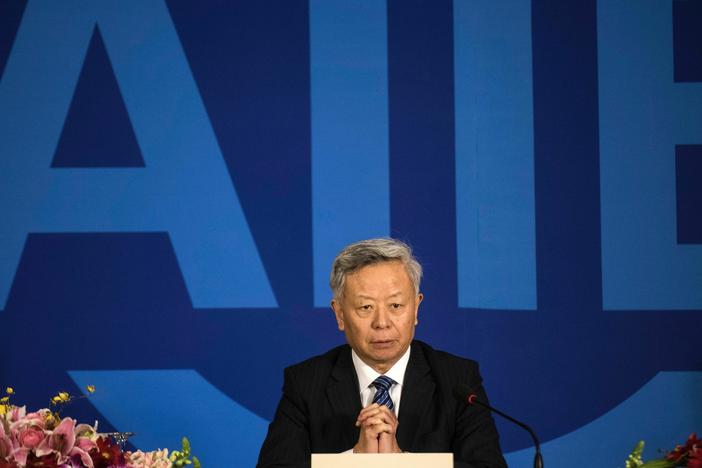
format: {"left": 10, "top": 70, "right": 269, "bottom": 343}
{"left": 452, "top": 383, "right": 474, "bottom": 403}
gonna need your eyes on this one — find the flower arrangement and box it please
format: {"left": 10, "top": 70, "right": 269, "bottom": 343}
{"left": 626, "top": 433, "right": 701, "bottom": 468}
{"left": 0, "top": 386, "right": 201, "bottom": 468}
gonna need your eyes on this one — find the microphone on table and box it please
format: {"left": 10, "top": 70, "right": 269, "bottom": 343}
{"left": 453, "top": 384, "right": 544, "bottom": 468}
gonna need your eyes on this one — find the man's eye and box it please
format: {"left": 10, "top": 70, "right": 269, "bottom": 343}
{"left": 361, "top": 304, "right": 372, "bottom": 310}
{"left": 390, "top": 303, "right": 402, "bottom": 309}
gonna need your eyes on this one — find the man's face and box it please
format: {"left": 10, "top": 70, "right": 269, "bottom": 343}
{"left": 331, "top": 260, "right": 423, "bottom": 374}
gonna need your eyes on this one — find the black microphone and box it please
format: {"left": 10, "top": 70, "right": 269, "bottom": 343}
{"left": 453, "top": 384, "right": 544, "bottom": 468}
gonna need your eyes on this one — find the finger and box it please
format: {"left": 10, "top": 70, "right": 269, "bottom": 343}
{"left": 361, "top": 415, "right": 396, "bottom": 430}
{"left": 370, "top": 422, "right": 394, "bottom": 435}
{"left": 378, "top": 432, "right": 400, "bottom": 454}
{"left": 360, "top": 420, "right": 393, "bottom": 438}
{"left": 358, "top": 406, "right": 396, "bottom": 427}
{"left": 356, "top": 406, "right": 383, "bottom": 424}
{"left": 356, "top": 412, "right": 378, "bottom": 426}
{"left": 374, "top": 405, "right": 397, "bottom": 422}
{"left": 365, "top": 416, "right": 386, "bottom": 426}
{"left": 360, "top": 425, "right": 381, "bottom": 441}
{"left": 357, "top": 404, "right": 380, "bottom": 418}
{"left": 358, "top": 416, "right": 384, "bottom": 432}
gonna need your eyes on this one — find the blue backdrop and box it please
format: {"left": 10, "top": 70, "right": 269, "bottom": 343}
{"left": 1, "top": 1, "right": 701, "bottom": 466}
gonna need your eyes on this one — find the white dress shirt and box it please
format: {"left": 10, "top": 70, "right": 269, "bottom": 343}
{"left": 343, "top": 346, "right": 412, "bottom": 453}
{"left": 351, "top": 345, "right": 411, "bottom": 416}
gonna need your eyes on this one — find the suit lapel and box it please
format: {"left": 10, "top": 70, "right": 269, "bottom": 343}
{"left": 397, "top": 342, "right": 435, "bottom": 450}
{"left": 326, "top": 346, "right": 362, "bottom": 450}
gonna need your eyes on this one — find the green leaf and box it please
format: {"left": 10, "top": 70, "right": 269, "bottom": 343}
{"left": 625, "top": 440, "right": 646, "bottom": 467}
{"left": 639, "top": 460, "right": 677, "bottom": 468}
{"left": 631, "top": 441, "right": 645, "bottom": 457}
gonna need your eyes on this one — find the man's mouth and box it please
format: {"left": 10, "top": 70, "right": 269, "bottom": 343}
{"left": 370, "top": 339, "right": 395, "bottom": 348}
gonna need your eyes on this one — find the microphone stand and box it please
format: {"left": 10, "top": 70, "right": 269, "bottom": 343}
{"left": 464, "top": 393, "right": 543, "bottom": 468}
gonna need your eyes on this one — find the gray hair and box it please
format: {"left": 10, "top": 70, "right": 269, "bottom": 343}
{"left": 330, "top": 238, "right": 423, "bottom": 299}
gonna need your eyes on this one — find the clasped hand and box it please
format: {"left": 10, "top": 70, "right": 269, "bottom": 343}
{"left": 353, "top": 403, "right": 401, "bottom": 453}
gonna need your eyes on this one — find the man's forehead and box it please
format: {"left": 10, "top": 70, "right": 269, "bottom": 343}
{"left": 349, "top": 291, "right": 405, "bottom": 300}
{"left": 338, "top": 260, "right": 414, "bottom": 296}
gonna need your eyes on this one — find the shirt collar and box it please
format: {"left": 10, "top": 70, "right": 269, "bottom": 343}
{"left": 351, "top": 345, "right": 412, "bottom": 393}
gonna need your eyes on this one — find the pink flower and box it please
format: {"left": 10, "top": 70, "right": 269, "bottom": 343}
{"left": 0, "top": 431, "right": 13, "bottom": 459}
{"left": 72, "top": 422, "right": 98, "bottom": 464}
{"left": 35, "top": 417, "right": 75, "bottom": 458}
{"left": 74, "top": 423, "right": 97, "bottom": 441}
{"left": 21, "top": 411, "right": 46, "bottom": 430}
{"left": 9, "top": 447, "right": 28, "bottom": 466}
{"left": 9, "top": 410, "right": 47, "bottom": 442}
{"left": 8, "top": 407, "right": 25, "bottom": 424}
{"left": 68, "top": 445, "right": 94, "bottom": 468}
{"left": 9, "top": 410, "right": 50, "bottom": 455}
{"left": 17, "top": 427, "right": 44, "bottom": 449}
{"left": 74, "top": 436, "right": 97, "bottom": 453}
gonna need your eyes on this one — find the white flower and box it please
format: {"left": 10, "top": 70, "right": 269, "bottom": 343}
{"left": 127, "top": 448, "right": 172, "bottom": 468}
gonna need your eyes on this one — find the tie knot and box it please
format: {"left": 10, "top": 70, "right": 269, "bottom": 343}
{"left": 371, "top": 375, "right": 395, "bottom": 392}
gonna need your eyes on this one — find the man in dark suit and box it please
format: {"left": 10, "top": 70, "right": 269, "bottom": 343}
{"left": 257, "top": 238, "right": 506, "bottom": 467}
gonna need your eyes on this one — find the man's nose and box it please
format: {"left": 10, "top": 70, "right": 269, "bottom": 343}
{"left": 372, "top": 305, "right": 390, "bottom": 328}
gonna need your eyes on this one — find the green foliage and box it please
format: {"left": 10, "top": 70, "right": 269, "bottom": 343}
{"left": 625, "top": 440, "right": 677, "bottom": 468}
{"left": 170, "top": 437, "right": 201, "bottom": 467}
{"left": 639, "top": 461, "right": 676, "bottom": 468}
{"left": 625, "top": 440, "right": 645, "bottom": 468}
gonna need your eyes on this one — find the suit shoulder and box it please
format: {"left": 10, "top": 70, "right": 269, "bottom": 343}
{"left": 414, "top": 340, "right": 480, "bottom": 376}
{"left": 415, "top": 339, "right": 478, "bottom": 365}
{"left": 285, "top": 343, "right": 349, "bottom": 376}
{"left": 281, "top": 344, "right": 350, "bottom": 396}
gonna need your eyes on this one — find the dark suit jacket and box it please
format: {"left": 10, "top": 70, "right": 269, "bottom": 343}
{"left": 257, "top": 340, "right": 507, "bottom": 468}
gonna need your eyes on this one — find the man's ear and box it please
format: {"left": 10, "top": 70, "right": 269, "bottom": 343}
{"left": 331, "top": 299, "right": 345, "bottom": 331}
{"left": 414, "top": 293, "right": 424, "bottom": 326}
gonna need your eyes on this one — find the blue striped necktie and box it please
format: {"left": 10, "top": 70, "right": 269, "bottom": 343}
{"left": 371, "top": 375, "right": 397, "bottom": 410}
